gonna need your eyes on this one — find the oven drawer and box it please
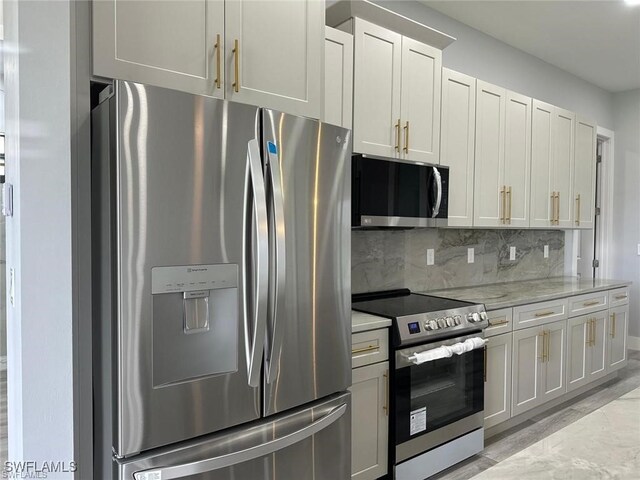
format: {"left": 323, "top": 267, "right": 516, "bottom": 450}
{"left": 608, "top": 287, "right": 629, "bottom": 307}
{"left": 352, "top": 328, "right": 389, "bottom": 368}
{"left": 485, "top": 308, "right": 513, "bottom": 337}
{"left": 568, "top": 291, "right": 608, "bottom": 317}
{"left": 513, "top": 298, "right": 568, "bottom": 330}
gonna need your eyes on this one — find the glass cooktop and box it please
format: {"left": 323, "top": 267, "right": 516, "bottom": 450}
{"left": 352, "top": 289, "right": 475, "bottom": 318}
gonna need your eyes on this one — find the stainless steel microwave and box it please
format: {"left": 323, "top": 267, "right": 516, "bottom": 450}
{"left": 352, "top": 154, "right": 449, "bottom": 228}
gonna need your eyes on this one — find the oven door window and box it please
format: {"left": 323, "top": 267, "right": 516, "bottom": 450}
{"left": 394, "top": 348, "right": 484, "bottom": 445}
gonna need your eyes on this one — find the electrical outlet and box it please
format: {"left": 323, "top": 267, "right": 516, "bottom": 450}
{"left": 467, "top": 248, "right": 475, "bottom": 264}
{"left": 637, "top": 244, "right": 640, "bottom": 256}
{"left": 544, "top": 245, "right": 549, "bottom": 258}
{"left": 510, "top": 246, "right": 516, "bottom": 261}
{"left": 427, "top": 249, "right": 435, "bottom": 266}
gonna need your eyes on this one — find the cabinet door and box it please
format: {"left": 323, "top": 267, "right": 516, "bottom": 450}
{"left": 589, "top": 311, "right": 607, "bottom": 380}
{"left": 511, "top": 327, "right": 542, "bottom": 416}
{"left": 566, "top": 315, "right": 589, "bottom": 392}
{"left": 440, "top": 68, "right": 476, "bottom": 227}
{"left": 530, "top": 100, "right": 554, "bottom": 228}
{"left": 503, "top": 91, "right": 532, "bottom": 227}
{"left": 484, "top": 333, "right": 512, "bottom": 429}
{"left": 353, "top": 18, "right": 402, "bottom": 157}
{"left": 399, "top": 37, "right": 442, "bottom": 163}
{"left": 574, "top": 117, "right": 597, "bottom": 229}
{"left": 552, "top": 107, "right": 576, "bottom": 228}
{"left": 540, "top": 321, "right": 567, "bottom": 403}
{"left": 473, "top": 81, "right": 506, "bottom": 227}
{"left": 93, "top": 0, "right": 224, "bottom": 98}
{"left": 608, "top": 305, "right": 628, "bottom": 371}
{"left": 350, "top": 362, "right": 389, "bottom": 480}
{"left": 225, "top": 0, "right": 323, "bottom": 117}
{"left": 324, "top": 26, "right": 354, "bottom": 129}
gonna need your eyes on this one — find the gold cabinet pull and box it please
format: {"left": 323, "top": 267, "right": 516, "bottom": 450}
{"left": 351, "top": 344, "right": 379, "bottom": 355}
{"left": 483, "top": 345, "right": 488, "bottom": 382}
{"left": 232, "top": 39, "right": 240, "bottom": 92}
{"left": 555, "top": 192, "right": 560, "bottom": 225}
{"left": 403, "top": 121, "right": 410, "bottom": 153}
{"left": 583, "top": 300, "right": 601, "bottom": 307}
{"left": 610, "top": 312, "right": 616, "bottom": 338}
{"left": 538, "top": 330, "right": 547, "bottom": 362}
{"left": 585, "top": 319, "right": 591, "bottom": 347}
{"left": 550, "top": 192, "right": 556, "bottom": 225}
{"left": 383, "top": 369, "right": 389, "bottom": 415}
{"left": 214, "top": 33, "right": 221, "bottom": 89}
{"left": 615, "top": 294, "right": 627, "bottom": 300}
{"left": 545, "top": 330, "right": 550, "bottom": 362}
{"left": 489, "top": 319, "right": 509, "bottom": 327}
{"left": 575, "top": 194, "right": 581, "bottom": 226}
{"left": 395, "top": 119, "right": 401, "bottom": 152}
{"left": 535, "top": 310, "right": 555, "bottom": 317}
{"left": 507, "top": 186, "right": 512, "bottom": 224}
{"left": 500, "top": 186, "right": 506, "bottom": 223}
{"left": 590, "top": 319, "right": 595, "bottom": 346}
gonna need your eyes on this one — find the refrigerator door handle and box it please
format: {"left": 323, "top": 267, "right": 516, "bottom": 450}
{"left": 265, "top": 143, "right": 287, "bottom": 384}
{"left": 243, "top": 139, "right": 269, "bottom": 388}
{"left": 132, "top": 403, "right": 348, "bottom": 480}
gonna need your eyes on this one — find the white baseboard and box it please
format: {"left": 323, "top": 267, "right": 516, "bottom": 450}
{"left": 628, "top": 336, "right": 640, "bottom": 351}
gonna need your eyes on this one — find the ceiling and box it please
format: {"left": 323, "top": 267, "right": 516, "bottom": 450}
{"left": 421, "top": 0, "right": 640, "bottom": 92}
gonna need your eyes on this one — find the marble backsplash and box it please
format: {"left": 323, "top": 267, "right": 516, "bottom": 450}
{"left": 352, "top": 229, "right": 565, "bottom": 294}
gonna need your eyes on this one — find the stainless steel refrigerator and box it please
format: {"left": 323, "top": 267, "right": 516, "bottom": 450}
{"left": 92, "top": 80, "right": 352, "bottom": 480}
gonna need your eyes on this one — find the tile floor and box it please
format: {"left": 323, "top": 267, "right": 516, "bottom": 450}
{"left": 433, "top": 350, "right": 640, "bottom": 480}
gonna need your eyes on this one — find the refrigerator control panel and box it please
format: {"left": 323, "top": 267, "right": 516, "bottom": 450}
{"left": 151, "top": 264, "right": 238, "bottom": 294}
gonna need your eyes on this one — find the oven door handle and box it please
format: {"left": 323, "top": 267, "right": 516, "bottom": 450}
{"left": 402, "top": 337, "right": 486, "bottom": 366}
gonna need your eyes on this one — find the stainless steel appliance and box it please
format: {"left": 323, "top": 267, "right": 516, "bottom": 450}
{"left": 92, "top": 80, "right": 352, "bottom": 479}
{"left": 352, "top": 289, "right": 488, "bottom": 480}
{"left": 351, "top": 154, "right": 449, "bottom": 228}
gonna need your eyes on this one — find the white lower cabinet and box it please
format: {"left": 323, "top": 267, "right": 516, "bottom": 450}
{"left": 567, "top": 311, "right": 607, "bottom": 392}
{"left": 484, "top": 333, "right": 512, "bottom": 429}
{"left": 351, "top": 327, "right": 389, "bottom": 480}
{"left": 607, "top": 305, "right": 629, "bottom": 371}
{"left": 512, "top": 320, "right": 566, "bottom": 417}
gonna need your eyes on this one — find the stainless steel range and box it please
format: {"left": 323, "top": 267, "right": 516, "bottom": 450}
{"left": 353, "top": 289, "right": 488, "bottom": 480}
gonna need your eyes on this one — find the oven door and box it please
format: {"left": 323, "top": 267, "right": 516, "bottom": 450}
{"left": 393, "top": 332, "right": 485, "bottom": 463}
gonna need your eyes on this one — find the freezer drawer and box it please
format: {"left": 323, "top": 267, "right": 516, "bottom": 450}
{"left": 116, "top": 393, "right": 351, "bottom": 480}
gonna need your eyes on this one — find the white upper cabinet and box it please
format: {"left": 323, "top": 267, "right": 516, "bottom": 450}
{"left": 553, "top": 107, "right": 576, "bottom": 228}
{"left": 353, "top": 18, "right": 402, "bottom": 157}
{"left": 93, "top": 0, "right": 323, "bottom": 118}
{"left": 324, "top": 26, "right": 354, "bottom": 129}
{"left": 503, "top": 91, "right": 532, "bottom": 228}
{"left": 473, "top": 81, "right": 506, "bottom": 227}
{"left": 530, "top": 100, "right": 555, "bottom": 227}
{"left": 93, "top": 0, "right": 225, "bottom": 98}
{"left": 224, "top": 0, "right": 323, "bottom": 117}
{"left": 573, "top": 117, "right": 597, "bottom": 229}
{"left": 399, "top": 37, "right": 441, "bottom": 163}
{"left": 352, "top": 19, "right": 442, "bottom": 161}
{"left": 530, "top": 101, "right": 575, "bottom": 228}
{"left": 440, "top": 68, "right": 476, "bottom": 227}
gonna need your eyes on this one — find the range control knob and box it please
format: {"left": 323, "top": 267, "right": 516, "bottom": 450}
{"left": 424, "top": 321, "right": 432, "bottom": 331}
{"left": 480, "top": 311, "right": 488, "bottom": 322}
{"left": 454, "top": 315, "right": 462, "bottom": 325}
{"left": 446, "top": 317, "right": 455, "bottom": 327}
{"left": 437, "top": 318, "right": 447, "bottom": 329}
{"left": 466, "top": 313, "right": 475, "bottom": 322}
{"left": 429, "top": 319, "right": 439, "bottom": 330}
{"left": 472, "top": 312, "right": 481, "bottom": 323}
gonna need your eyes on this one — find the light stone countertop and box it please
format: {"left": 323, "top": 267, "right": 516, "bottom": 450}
{"left": 425, "top": 277, "right": 632, "bottom": 311}
{"left": 352, "top": 310, "right": 392, "bottom": 333}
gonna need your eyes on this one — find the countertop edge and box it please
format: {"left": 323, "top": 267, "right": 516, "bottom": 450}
{"left": 351, "top": 311, "right": 392, "bottom": 333}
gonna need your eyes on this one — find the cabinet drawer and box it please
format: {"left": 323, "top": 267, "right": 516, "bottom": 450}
{"left": 608, "top": 287, "right": 629, "bottom": 307}
{"left": 568, "top": 291, "right": 608, "bottom": 317}
{"left": 513, "top": 298, "right": 568, "bottom": 330}
{"left": 485, "top": 308, "right": 513, "bottom": 337}
{"left": 352, "top": 329, "right": 389, "bottom": 368}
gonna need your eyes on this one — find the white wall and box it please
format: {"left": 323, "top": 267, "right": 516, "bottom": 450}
{"left": 3, "top": 1, "right": 90, "bottom": 477}
{"left": 368, "top": 1, "right": 614, "bottom": 128}
{"left": 611, "top": 89, "right": 640, "bottom": 338}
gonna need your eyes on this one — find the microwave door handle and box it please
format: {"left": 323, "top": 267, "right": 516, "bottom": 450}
{"left": 432, "top": 167, "right": 442, "bottom": 218}
{"left": 265, "top": 144, "right": 286, "bottom": 384}
{"left": 243, "top": 139, "right": 269, "bottom": 388}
